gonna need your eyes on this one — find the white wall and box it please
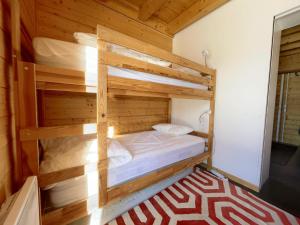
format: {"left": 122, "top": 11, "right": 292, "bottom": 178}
{"left": 172, "top": 0, "right": 300, "bottom": 187}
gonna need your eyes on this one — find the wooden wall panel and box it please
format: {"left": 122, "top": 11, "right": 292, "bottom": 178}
{"left": 272, "top": 74, "right": 283, "bottom": 141}
{"left": 0, "top": 0, "right": 13, "bottom": 205}
{"left": 273, "top": 73, "right": 300, "bottom": 146}
{"left": 35, "top": 0, "right": 172, "bottom": 51}
{"left": 0, "top": 0, "right": 36, "bottom": 204}
{"left": 274, "top": 25, "right": 300, "bottom": 145}
{"left": 20, "top": 0, "right": 36, "bottom": 60}
{"left": 38, "top": 91, "right": 169, "bottom": 135}
{"left": 284, "top": 74, "right": 300, "bottom": 145}
{"left": 279, "top": 24, "right": 300, "bottom": 73}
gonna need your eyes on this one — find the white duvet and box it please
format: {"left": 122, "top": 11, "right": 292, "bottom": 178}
{"left": 40, "top": 135, "right": 132, "bottom": 174}
{"left": 33, "top": 37, "right": 208, "bottom": 90}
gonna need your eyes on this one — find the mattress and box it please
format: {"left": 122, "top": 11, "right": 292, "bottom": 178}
{"left": 33, "top": 37, "right": 208, "bottom": 90}
{"left": 42, "top": 131, "right": 205, "bottom": 208}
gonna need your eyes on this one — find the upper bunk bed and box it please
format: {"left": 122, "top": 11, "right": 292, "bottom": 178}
{"left": 27, "top": 26, "right": 215, "bottom": 100}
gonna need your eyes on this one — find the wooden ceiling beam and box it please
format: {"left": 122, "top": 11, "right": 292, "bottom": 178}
{"left": 167, "top": 0, "right": 229, "bottom": 35}
{"left": 97, "top": 0, "right": 171, "bottom": 36}
{"left": 138, "top": 0, "right": 168, "bottom": 21}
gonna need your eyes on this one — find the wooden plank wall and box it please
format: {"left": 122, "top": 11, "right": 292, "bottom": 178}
{"left": 20, "top": 0, "right": 36, "bottom": 60}
{"left": 284, "top": 74, "right": 300, "bottom": 145}
{"left": 273, "top": 25, "right": 300, "bottom": 146}
{"left": 273, "top": 73, "right": 300, "bottom": 145}
{"left": 279, "top": 24, "right": 300, "bottom": 73}
{"left": 272, "top": 74, "right": 284, "bottom": 141}
{"left": 35, "top": 0, "right": 173, "bottom": 51}
{"left": 0, "top": 0, "right": 36, "bottom": 204}
{"left": 38, "top": 91, "right": 169, "bottom": 135}
{"left": 0, "top": 0, "right": 14, "bottom": 204}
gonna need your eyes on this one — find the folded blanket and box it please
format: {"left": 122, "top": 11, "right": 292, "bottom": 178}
{"left": 40, "top": 135, "right": 132, "bottom": 174}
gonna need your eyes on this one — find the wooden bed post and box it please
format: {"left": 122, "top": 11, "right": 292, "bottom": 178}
{"left": 97, "top": 26, "right": 109, "bottom": 207}
{"left": 207, "top": 71, "right": 216, "bottom": 170}
{"left": 11, "top": 0, "right": 39, "bottom": 184}
{"left": 168, "top": 99, "right": 172, "bottom": 123}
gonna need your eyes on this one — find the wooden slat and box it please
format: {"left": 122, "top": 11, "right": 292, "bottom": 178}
{"left": 97, "top": 25, "right": 214, "bottom": 75}
{"left": 167, "top": 0, "right": 229, "bottom": 35}
{"left": 282, "top": 24, "right": 300, "bottom": 37}
{"left": 109, "top": 88, "right": 169, "bottom": 99}
{"left": 279, "top": 53, "right": 300, "bottom": 74}
{"left": 17, "top": 62, "right": 39, "bottom": 178}
{"left": 36, "top": 64, "right": 85, "bottom": 81}
{"left": 20, "top": 124, "right": 97, "bottom": 141}
{"left": 107, "top": 152, "right": 210, "bottom": 200}
{"left": 281, "top": 41, "right": 300, "bottom": 52}
{"left": 190, "top": 131, "right": 209, "bottom": 139}
{"left": 103, "top": 51, "right": 212, "bottom": 86}
{"left": 36, "top": 81, "right": 211, "bottom": 100}
{"left": 108, "top": 76, "right": 212, "bottom": 99}
{"left": 36, "top": 82, "right": 97, "bottom": 93}
{"left": 281, "top": 32, "right": 300, "bottom": 45}
{"left": 11, "top": 0, "right": 21, "bottom": 59}
{"left": 42, "top": 199, "right": 90, "bottom": 225}
{"left": 97, "top": 40, "right": 108, "bottom": 206}
{"left": 207, "top": 70, "right": 216, "bottom": 170}
{"left": 138, "top": 0, "right": 168, "bottom": 21}
{"left": 38, "top": 164, "right": 98, "bottom": 188}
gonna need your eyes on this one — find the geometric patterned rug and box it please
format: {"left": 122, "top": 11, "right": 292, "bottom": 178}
{"left": 108, "top": 168, "right": 300, "bottom": 225}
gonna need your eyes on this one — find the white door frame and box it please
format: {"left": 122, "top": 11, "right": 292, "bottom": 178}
{"left": 261, "top": 6, "right": 300, "bottom": 187}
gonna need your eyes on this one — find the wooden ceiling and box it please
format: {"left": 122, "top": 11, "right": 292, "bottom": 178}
{"left": 98, "top": 0, "right": 229, "bottom": 36}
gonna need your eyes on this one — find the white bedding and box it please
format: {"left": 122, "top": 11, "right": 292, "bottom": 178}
{"left": 33, "top": 37, "right": 208, "bottom": 90}
{"left": 40, "top": 137, "right": 132, "bottom": 173}
{"left": 41, "top": 131, "right": 205, "bottom": 208}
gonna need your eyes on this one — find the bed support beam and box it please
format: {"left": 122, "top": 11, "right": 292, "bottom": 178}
{"left": 15, "top": 62, "right": 39, "bottom": 180}
{"left": 97, "top": 39, "right": 109, "bottom": 207}
{"left": 97, "top": 25, "right": 215, "bottom": 76}
{"left": 207, "top": 71, "right": 216, "bottom": 170}
{"left": 102, "top": 52, "right": 213, "bottom": 86}
{"left": 107, "top": 152, "right": 210, "bottom": 201}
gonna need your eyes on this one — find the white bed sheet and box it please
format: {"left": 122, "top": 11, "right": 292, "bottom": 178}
{"left": 42, "top": 131, "right": 205, "bottom": 208}
{"left": 33, "top": 37, "right": 208, "bottom": 90}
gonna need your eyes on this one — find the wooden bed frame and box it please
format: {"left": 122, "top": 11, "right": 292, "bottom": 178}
{"left": 2, "top": 177, "right": 40, "bottom": 225}
{"left": 11, "top": 2, "right": 216, "bottom": 223}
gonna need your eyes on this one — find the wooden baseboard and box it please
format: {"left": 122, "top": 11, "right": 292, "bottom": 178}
{"left": 200, "top": 163, "right": 260, "bottom": 192}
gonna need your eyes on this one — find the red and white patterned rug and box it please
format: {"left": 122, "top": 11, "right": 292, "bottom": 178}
{"left": 108, "top": 168, "right": 300, "bottom": 225}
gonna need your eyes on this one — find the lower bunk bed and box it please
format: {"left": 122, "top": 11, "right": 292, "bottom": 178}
{"left": 40, "top": 130, "right": 206, "bottom": 209}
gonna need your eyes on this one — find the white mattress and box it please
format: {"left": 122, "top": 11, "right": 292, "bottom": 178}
{"left": 42, "top": 131, "right": 205, "bottom": 208}
{"left": 33, "top": 37, "right": 208, "bottom": 90}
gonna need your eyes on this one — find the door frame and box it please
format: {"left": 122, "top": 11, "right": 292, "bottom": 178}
{"left": 261, "top": 6, "right": 300, "bottom": 187}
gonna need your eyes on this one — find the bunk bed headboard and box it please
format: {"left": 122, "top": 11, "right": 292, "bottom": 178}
{"left": 37, "top": 91, "right": 170, "bottom": 135}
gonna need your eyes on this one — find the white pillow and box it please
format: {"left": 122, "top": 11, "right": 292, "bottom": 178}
{"left": 152, "top": 123, "right": 193, "bottom": 136}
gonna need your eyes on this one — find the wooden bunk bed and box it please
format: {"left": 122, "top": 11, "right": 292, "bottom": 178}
{"left": 12, "top": 8, "right": 216, "bottom": 224}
